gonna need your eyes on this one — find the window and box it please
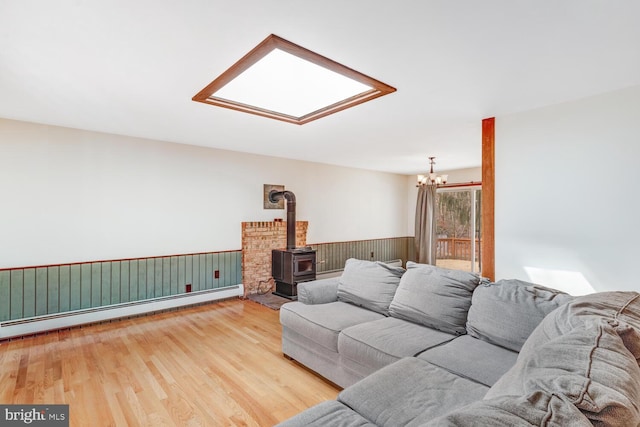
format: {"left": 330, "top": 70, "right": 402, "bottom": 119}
{"left": 435, "top": 187, "right": 481, "bottom": 273}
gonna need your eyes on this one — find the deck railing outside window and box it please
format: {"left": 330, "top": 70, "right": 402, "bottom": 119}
{"left": 436, "top": 238, "right": 480, "bottom": 261}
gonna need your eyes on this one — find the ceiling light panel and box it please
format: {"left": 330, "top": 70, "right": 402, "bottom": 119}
{"left": 193, "top": 34, "right": 396, "bottom": 125}
{"left": 214, "top": 49, "right": 373, "bottom": 117}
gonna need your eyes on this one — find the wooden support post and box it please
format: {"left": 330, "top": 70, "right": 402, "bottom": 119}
{"left": 481, "top": 117, "right": 495, "bottom": 280}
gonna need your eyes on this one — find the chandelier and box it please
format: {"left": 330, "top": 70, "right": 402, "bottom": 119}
{"left": 417, "top": 157, "right": 448, "bottom": 186}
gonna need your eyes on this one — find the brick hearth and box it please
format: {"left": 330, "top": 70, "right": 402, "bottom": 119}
{"left": 241, "top": 221, "right": 308, "bottom": 295}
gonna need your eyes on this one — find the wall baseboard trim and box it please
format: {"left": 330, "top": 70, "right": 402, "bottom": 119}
{"left": 0, "top": 285, "right": 243, "bottom": 340}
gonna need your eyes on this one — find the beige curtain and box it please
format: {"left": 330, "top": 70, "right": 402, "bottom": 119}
{"left": 415, "top": 184, "right": 437, "bottom": 264}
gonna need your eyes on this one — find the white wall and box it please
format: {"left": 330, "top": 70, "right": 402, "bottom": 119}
{"left": 0, "top": 118, "right": 408, "bottom": 268}
{"left": 495, "top": 85, "right": 640, "bottom": 294}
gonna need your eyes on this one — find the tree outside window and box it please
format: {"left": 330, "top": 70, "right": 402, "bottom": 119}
{"left": 435, "top": 189, "right": 481, "bottom": 272}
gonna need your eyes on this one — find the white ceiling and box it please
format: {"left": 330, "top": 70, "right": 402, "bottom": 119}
{"left": 2, "top": 1, "right": 639, "bottom": 175}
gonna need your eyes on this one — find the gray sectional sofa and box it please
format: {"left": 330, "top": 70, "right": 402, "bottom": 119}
{"left": 277, "top": 259, "right": 640, "bottom": 426}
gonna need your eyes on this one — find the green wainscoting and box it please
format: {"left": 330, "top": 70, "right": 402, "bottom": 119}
{"left": 312, "top": 237, "right": 414, "bottom": 274}
{"left": 0, "top": 251, "right": 242, "bottom": 322}
{"left": 0, "top": 237, "right": 415, "bottom": 323}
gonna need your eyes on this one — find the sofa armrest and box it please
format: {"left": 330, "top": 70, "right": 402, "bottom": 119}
{"left": 297, "top": 277, "right": 339, "bottom": 304}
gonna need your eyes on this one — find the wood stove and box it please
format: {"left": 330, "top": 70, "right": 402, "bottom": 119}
{"left": 272, "top": 248, "right": 316, "bottom": 299}
{"left": 269, "top": 190, "right": 316, "bottom": 299}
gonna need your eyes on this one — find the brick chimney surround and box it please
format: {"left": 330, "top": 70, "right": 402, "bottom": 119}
{"left": 241, "top": 221, "right": 308, "bottom": 296}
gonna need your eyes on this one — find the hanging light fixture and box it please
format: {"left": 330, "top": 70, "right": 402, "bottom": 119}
{"left": 417, "top": 156, "right": 448, "bottom": 186}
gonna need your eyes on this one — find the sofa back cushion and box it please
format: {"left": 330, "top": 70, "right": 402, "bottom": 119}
{"left": 388, "top": 262, "right": 481, "bottom": 335}
{"left": 466, "top": 279, "right": 573, "bottom": 351}
{"left": 486, "top": 291, "right": 640, "bottom": 427}
{"left": 336, "top": 258, "right": 405, "bottom": 315}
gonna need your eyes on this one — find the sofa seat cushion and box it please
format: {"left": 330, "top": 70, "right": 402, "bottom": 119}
{"left": 282, "top": 326, "right": 365, "bottom": 388}
{"left": 280, "top": 301, "right": 385, "bottom": 352}
{"left": 466, "top": 278, "right": 573, "bottom": 352}
{"left": 388, "top": 262, "right": 481, "bottom": 335}
{"left": 339, "top": 317, "right": 456, "bottom": 372}
{"left": 417, "top": 335, "right": 518, "bottom": 387}
{"left": 337, "top": 258, "right": 405, "bottom": 315}
{"left": 275, "top": 400, "right": 376, "bottom": 427}
{"left": 425, "top": 391, "right": 592, "bottom": 426}
{"left": 487, "top": 291, "right": 640, "bottom": 426}
{"left": 338, "top": 357, "right": 488, "bottom": 426}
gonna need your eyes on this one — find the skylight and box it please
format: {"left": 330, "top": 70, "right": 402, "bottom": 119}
{"left": 192, "top": 34, "right": 396, "bottom": 125}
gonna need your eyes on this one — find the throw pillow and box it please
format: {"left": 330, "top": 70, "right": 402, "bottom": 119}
{"left": 425, "top": 392, "right": 591, "bottom": 426}
{"left": 466, "top": 279, "right": 573, "bottom": 352}
{"left": 388, "top": 261, "right": 481, "bottom": 335}
{"left": 486, "top": 291, "right": 640, "bottom": 427}
{"left": 336, "top": 258, "right": 405, "bottom": 315}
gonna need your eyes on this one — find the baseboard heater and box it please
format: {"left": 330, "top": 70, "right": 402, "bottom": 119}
{"left": 0, "top": 285, "right": 244, "bottom": 340}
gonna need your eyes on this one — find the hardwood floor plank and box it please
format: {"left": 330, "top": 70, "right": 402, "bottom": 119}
{"left": 104, "top": 385, "right": 129, "bottom": 427}
{"left": 0, "top": 299, "right": 339, "bottom": 426}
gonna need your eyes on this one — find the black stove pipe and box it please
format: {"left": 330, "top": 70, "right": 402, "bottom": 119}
{"left": 269, "top": 190, "right": 296, "bottom": 250}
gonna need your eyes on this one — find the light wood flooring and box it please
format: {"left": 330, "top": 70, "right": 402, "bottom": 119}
{"left": 0, "top": 299, "right": 340, "bottom": 426}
